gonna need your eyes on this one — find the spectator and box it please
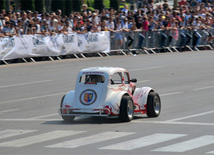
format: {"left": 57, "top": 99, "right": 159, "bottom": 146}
{"left": 136, "top": 16, "right": 143, "bottom": 29}
{"left": 179, "top": 0, "right": 187, "bottom": 6}
{"left": 16, "top": 19, "right": 23, "bottom": 35}
{"left": 81, "top": 4, "right": 88, "bottom": 14}
{"left": 142, "top": 17, "right": 150, "bottom": 31}
{"left": 2, "top": 21, "right": 12, "bottom": 36}
{"left": 106, "top": 16, "right": 115, "bottom": 31}
{"left": 0, "top": 0, "right": 214, "bottom": 53}
{"left": 190, "top": 0, "right": 198, "bottom": 7}
{"left": 86, "top": 19, "right": 92, "bottom": 32}
{"left": 90, "top": 12, "right": 100, "bottom": 25}
{"left": 73, "top": 21, "right": 85, "bottom": 33}
{"left": 48, "top": 19, "right": 56, "bottom": 32}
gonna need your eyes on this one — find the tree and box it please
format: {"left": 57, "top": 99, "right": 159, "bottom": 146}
{"left": 34, "top": 0, "right": 44, "bottom": 12}
{"left": 0, "top": 0, "right": 5, "bottom": 11}
{"left": 45, "top": 0, "right": 51, "bottom": 13}
{"left": 65, "top": 0, "right": 73, "bottom": 15}
{"left": 19, "top": 0, "right": 34, "bottom": 11}
{"left": 5, "top": 0, "right": 10, "bottom": 11}
{"left": 94, "top": 0, "right": 104, "bottom": 11}
{"left": 110, "top": 0, "right": 119, "bottom": 11}
{"left": 72, "top": 0, "right": 81, "bottom": 12}
{"left": 51, "top": 0, "right": 65, "bottom": 14}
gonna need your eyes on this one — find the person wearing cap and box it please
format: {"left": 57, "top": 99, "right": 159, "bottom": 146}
{"left": 90, "top": 12, "right": 100, "bottom": 26}
{"left": 81, "top": 4, "right": 88, "bottom": 14}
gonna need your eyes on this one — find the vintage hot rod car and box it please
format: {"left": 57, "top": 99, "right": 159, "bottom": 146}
{"left": 59, "top": 67, "right": 161, "bottom": 122}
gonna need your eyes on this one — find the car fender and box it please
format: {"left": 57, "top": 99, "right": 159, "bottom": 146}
{"left": 105, "top": 91, "right": 128, "bottom": 115}
{"left": 133, "top": 87, "right": 153, "bottom": 109}
{"left": 61, "top": 90, "right": 75, "bottom": 107}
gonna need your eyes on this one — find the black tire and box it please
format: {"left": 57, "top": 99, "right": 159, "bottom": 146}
{"left": 146, "top": 92, "right": 161, "bottom": 117}
{"left": 119, "top": 96, "right": 134, "bottom": 122}
{"left": 60, "top": 95, "right": 75, "bottom": 122}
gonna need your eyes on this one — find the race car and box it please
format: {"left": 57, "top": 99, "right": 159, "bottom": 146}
{"left": 59, "top": 67, "right": 161, "bottom": 122}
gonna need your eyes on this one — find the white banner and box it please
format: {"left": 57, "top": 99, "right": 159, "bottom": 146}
{"left": 0, "top": 31, "right": 110, "bottom": 60}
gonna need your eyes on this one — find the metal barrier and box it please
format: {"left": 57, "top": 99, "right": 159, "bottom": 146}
{"left": 110, "top": 28, "right": 214, "bottom": 55}
{"left": 1, "top": 28, "right": 214, "bottom": 65}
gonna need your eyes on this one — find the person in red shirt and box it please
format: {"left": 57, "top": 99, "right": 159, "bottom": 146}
{"left": 179, "top": 0, "right": 187, "bottom": 6}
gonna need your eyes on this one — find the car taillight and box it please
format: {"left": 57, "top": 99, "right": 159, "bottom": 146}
{"left": 62, "top": 105, "right": 71, "bottom": 114}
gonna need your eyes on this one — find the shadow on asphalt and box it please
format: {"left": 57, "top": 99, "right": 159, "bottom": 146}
{"left": 42, "top": 116, "right": 148, "bottom": 125}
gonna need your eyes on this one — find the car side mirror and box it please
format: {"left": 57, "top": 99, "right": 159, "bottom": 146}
{"left": 130, "top": 78, "right": 137, "bottom": 83}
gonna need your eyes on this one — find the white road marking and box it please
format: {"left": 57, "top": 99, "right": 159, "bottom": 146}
{"left": 0, "top": 92, "right": 66, "bottom": 104}
{"left": 0, "top": 119, "right": 62, "bottom": 121}
{"left": 152, "top": 135, "right": 214, "bottom": 152}
{"left": 160, "top": 92, "right": 183, "bottom": 97}
{"left": 207, "top": 150, "right": 214, "bottom": 154}
{"left": 99, "top": 133, "right": 186, "bottom": 150}
{"left": 130, "top": 120, "right": 214, "bottom": 126}
{"left": 0, "top": 80, "right": 52, "bottom": 89}
{"left": 0, "top": 109, "right": 19, "bottom": 114}
{"left": 0, "top": 130, "right": 36, "bottom": 140}
{"left": 47, "top": 132, "right": 135, "bottom": 148}
{"left": 0, "top": 130, "right": 85, "bottom": 147}
{"left": 30, "top": 113, "right": 58, "bottom": 119}
{"left": 166, "top": 110, "right": 214, "bottom": 122}
{"left": 193, "top": 85, "right": 214, "bottom": 91}
{"left": 129, "top": 66, "right": 162, "bottom": 72}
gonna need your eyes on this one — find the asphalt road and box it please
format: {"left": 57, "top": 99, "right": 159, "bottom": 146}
{"left": 0, "top": 51, "right": 214, "bottom": 155}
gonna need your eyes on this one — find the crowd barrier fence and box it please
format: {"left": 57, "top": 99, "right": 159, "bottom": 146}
{"left": 1, "top": 28, "right": 214, "bottom": 65}
{"left": 110, "top": 28, "right": 214, "bottom": 55}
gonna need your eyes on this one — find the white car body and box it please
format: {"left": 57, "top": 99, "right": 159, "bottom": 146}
{"left": 59, "top": 67, "right": 160, "bottom": 121}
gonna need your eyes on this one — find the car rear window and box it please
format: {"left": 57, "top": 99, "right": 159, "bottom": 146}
{"left": 79, "top": 75, "right": 105, "bottom": 84}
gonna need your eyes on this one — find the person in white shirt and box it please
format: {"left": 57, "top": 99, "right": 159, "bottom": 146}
{"left": 48, "top": 20, "right": 56, "bottom": 32}
{"left": 106, "top": 16, "right": 115, "bottom": 31}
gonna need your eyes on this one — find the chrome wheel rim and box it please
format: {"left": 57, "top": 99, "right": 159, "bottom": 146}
{"left": 153, "top": 96, "right": 160, "bottom": 114}
{"left": 127, "top": 100, "right": 134, "bottom": 118}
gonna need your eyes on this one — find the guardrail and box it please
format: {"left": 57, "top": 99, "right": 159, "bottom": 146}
{"left": 110, "top": 28, "right": 214, "bottom": 55}
{"left": 1, "top": 28, "right": 213, "bottom": 65}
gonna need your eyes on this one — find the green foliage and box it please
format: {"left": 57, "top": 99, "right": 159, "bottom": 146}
{"left": 65, "top": 0, "right": 73, "bottom": 15}
{"left": 86, "top": 0, "right": 94, "bottom": 8}
{"left": 0, "top": 0, "right": 5, "bottom": 11}
{"left": 51, "top": 0, "right": 65, "bottom": 14}
{"left": 110, "top": 0, "right": 119, "bottom": 11}
{"left": 103, "top": 0, "right": 110, "bottom": 8}
{"left": 94, "top": 0, "right": 104, "bottom": 11}
{"left": 34, "top": 0, "right": 44, "bottom": 12}
{"left": 72, "top": 0, "right": 82, "bottom": 12}
{"left": 19, "top": 0, "right": 35, "bottom": 11}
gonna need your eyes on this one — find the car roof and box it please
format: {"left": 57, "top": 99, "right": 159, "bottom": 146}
{"left": 80, "top": 67, "right": 127, "bottom": 75}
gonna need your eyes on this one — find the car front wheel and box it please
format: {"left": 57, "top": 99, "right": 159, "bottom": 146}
{"left": 146, "top": 92, "right": 161, "bottom": 117}
{"left": 119, "top": 96, "right": 134, "bottom": 122}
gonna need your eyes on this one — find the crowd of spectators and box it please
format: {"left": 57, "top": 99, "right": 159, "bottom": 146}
{"left": 1, "top": 0, "right": 214, "bottom": 48}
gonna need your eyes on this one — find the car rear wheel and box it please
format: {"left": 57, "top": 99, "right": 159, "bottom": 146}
{"left": 60, "top": 95, "right": 75, "bottom": 122}
{"left": 146, "top": 92, "right": 161, "bottom": 117}
{"left": 119, "top": 96, "right": 134, "bottom": 122}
